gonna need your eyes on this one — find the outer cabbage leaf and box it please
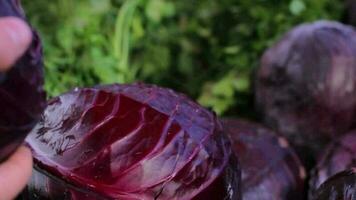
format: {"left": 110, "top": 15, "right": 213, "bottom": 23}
{"left": 309, "top": 132, "right": 356, "bottom": 198}
{"left": 312, "top": 169, "right": 356, "bottom": 200}
{"left": 25, "top": 84, "right": 240, "bottom": 200}
{"left": 255, "top": 21, "right": 356, "bottom": 156}
{"left": 222, "top": 119, "right": 305, "bottom": 200}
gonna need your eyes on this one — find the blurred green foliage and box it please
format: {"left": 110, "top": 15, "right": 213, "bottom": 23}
{"left": 22, "top": 0, "right": 344, "bottom": 116}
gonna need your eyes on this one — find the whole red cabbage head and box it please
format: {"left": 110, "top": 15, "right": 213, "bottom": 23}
{"left": 312, "top": 169, "right": 356, "bottom": 200}
{"left": 222, "top": 119, "right": 306, "bottom": 200}
{"left": 0, "top": 0, "right": 46, "bottom": 162}
{"left": 255, "top": 20, "right": 356, "bottom": 156}
{"left": 309, "top": 131, "right": 356, "bottom": 198}
{"left": 25, "top": 84, "right": 241, "bottom": 200}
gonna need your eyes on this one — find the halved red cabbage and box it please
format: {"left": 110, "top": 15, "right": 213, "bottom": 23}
{"left": 255, "top": 21, "right": 356, "bottom": 155}
{"left": 309, "top": 131, "right": 356, "bottom": 197}
{"left": 0, "top": 0, "right": 46, "bottom": 162}
{"left": 25, "top": 84, "right": 240, "bottom": 200}
{"left": 222, "top": 119, "right": 306, "bottom": 200}
{"left": 312, "top": 169, "right": 356, "bottom": 200}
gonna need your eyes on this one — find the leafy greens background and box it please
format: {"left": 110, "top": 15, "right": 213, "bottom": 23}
{"left": 23, "top": 0, "right": 344, "bottom": 118}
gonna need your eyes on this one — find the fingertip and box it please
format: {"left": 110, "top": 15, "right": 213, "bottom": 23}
{"left": 0, "top": 17, "right": 32, "bottom": 71}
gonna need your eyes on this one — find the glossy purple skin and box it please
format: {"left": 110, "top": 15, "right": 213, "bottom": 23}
{"left": 26, "top": 84, "right": 240, "bottom": 200}
{"left": 310, "top": 131, "right": 356, "bottom": 197}
{"left": 21, "top": 157, "right": 240, "bottom": 200}
{"left": 255, "top": 21, "right": 356, "bottom": 154}
{"left": 222, "top": 119, "right": 306, "bottom": 200}
{"left": 0, "top": 0, "right": 46, "bottom": 162}
{"left": 313, "top": 169, "right": 356, "bottom": 200}
{"left": 20, "top": 167, "right": 109, "bottom": 200}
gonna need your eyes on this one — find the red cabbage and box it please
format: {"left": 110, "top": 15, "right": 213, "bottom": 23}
{"left": 255, "top": 21, "right": 356, "bottom": 155}
{"left": 25, "top": 84, "right": 240, "bottom": 200}
{"left": 22, "top": 157, "right": 240, "bottom": 200}
{"left": 0, "top": 0, "right": 46, "bottom": 162}
{"left": 222, "top": 119, "right": 306, "bottom": 200}
{"left": 309, "top": 131, "right": 356, "bottom": 197}
{"left": 312, "top": 169, "right": 356, "bottom": 200}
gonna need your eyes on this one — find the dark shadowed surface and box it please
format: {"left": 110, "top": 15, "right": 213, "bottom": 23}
{"left": 222, "top": 119, "right": 305, "bottom": 200}
{"left": 25, "top": 83, "right": 240, "bottom": 200}
{"left": 346, "top": 0, "right": 356, "bottom": 26}
{"left": 0, "top": 0, "right": 45, "bottom": 162}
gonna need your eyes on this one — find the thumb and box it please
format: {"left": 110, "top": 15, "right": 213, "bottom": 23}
{"left": 0, "top": 17, "right": 32, "bottom": 72}
{"left": 0, "top": 146, "right": 33, "bottom": 200}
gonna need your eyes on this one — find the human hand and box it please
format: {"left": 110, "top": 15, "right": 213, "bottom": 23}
{"left": 0, "top": 17, "right": 33, "bottom": 200}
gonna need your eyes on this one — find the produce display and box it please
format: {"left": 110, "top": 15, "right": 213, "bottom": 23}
{"left": 0, "top": 0, "right": 45, "bottom": 162}
{"left": 312, "top": 169, "right": 356, "bottom": 200}
{"left": 0, "top": 0, "right": 355, "bottom": 199}
{"left": 24, "top": 84, "right": 241, "bottom": 200}
{"left": 255, "top": 21, "right": 356, "bottom": 156}
{"left": 222, "top": 119, "right": 306, "bottom": 200}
